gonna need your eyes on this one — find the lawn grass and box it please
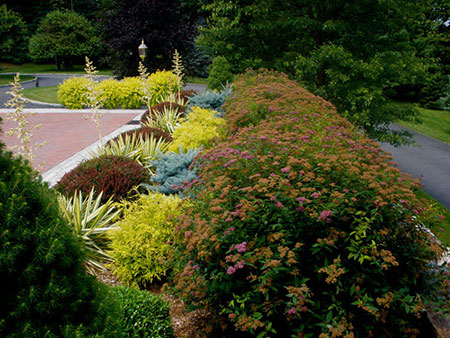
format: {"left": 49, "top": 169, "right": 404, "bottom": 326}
{"left": 0, "top": 74, "right": 35, "bottom": 85}
{"left": 415, "top": 189, "right": 450, "bottom": 247}
{"left": 185, "top": 76, "right": 208, "bottom": 85}
{"left": 0, "top": 63, "right": 113, "bottom": 76}
{"left": 397, "top": 105, "right": 450, "bottom": 144}
{"left": 23, "top": 85, "right": 59, "bottom": 104}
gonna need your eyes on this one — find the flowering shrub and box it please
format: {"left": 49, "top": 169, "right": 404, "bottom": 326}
{"left": 56, "top": 155, "right": 149, "bottom": 203}
{"left": 172, "top": 70, "right": 449, "bottom": 337}
{"left": 168, "top": 107, "right": 225, "bottom": 152}
{"left": 109, "top": 193, "right": 182, "bottom": 287}
{"left": 57, "top": 76, "right": 90, "bottom": 109}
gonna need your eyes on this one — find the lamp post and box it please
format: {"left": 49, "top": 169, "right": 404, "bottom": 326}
{"left": 138, "top": 39, "right": 148, "bottom": 62}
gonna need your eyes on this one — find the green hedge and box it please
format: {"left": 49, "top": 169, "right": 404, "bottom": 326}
{"left": 171, "top": 69, "right": 449, "bottom": 337}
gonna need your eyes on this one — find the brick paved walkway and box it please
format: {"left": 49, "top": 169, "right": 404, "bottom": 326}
{"left": 0, "top": 109, "right": 143, "bottom": 184}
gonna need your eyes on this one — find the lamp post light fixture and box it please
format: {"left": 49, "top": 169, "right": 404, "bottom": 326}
{"left": 138, "top": 39, "right": 148, "bottom": 62}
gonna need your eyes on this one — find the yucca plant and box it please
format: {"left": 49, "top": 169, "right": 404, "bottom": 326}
{"left": 159, "top": 92, "right": 188, "bottom": 107}
{"left": 57, "top": 188, "right": 120, "bottom": 274}
{"left": 93, "top": 132, "right": 171, "bottom": 170}
{"left": 141, "top": 105, "right": 183, "bottom": 134}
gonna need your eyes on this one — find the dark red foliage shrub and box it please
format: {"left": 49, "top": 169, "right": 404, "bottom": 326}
{"left": 56, "top": 155, "right": 149, "bottom": 203}
{"left": 177, "top": 89, "right": 198, "bottom": 105}
{"left": 172, "top": 69, "right": 449, "bottom": 337}
{"left": 108, "top": 127, "right": 173, "bottom": 145}
{"left": 140, "top": 101, "right": 186, "bottom": 125}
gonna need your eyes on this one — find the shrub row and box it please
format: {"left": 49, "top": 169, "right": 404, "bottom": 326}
{"left": 57, "top": 71, "right": 181, "bottom": 109}
{"left": 171, "top": 70, "right": 449, "bottom": 337}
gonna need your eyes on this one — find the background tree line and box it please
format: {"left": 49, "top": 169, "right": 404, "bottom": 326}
{"left": 0, "top": 0, "right": 448, "bottom": 143}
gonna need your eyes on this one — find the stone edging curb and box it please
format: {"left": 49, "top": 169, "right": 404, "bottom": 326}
{"left": 0, "top": 75, "right": 38, "bottom": 88}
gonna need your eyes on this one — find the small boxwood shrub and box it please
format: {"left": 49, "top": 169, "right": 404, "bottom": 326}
{"left": 168, "top": 107, "right": 225, "bottom": 152}
{"left": 109, "top": 127, "right": 173, "bottom": 145}
{"left": 57, "top": 76, "right": 90, "bottom": 109}
{"left": 0, "top": 143, "right": 122, "bottom": 337}
{"left": 207, "top": 56, "right": 234, "bottom": 91}
{"left": 186, "top": 87, "right": 232, "bottom": 114}
{"left": 109, "top": 193, "right": 182, "bottom": 287}
{"left": 112, "top": 286, "right": 174, "bottom": 338}
{"left": 56, "top": 155, "right": 149, "bottom": 203}
{"left": 172, "top": 70, "right": 449, "bottom": 337}
{"left": 147, "top": 148, "right": 199, "bottom": 195}
{"left": 140, "top": 102, "right": 186, "bottom": 125}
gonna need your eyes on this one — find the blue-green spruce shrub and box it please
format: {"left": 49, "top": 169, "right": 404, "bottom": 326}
{"left": 186, "top": 87, "right": 232, "bottom": 115}
{"left": 145, "top": 148, "right": 199, "bottom": 195}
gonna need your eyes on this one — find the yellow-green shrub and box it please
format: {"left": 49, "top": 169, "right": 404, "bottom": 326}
{"left": 147, "top": 71, "right": 181, "bottom": 106}
{"left": 109, "top": 192, "right": 182, "bottom": 287}
{"left": 169, "top": 107, "right": 225, "bottom": 152}
{"left": 57, "top": 76, "right": 90, "bottom": 109}
{"left": 97, "top": 78, "right": 122, "bottom": 109}
{"left": 120, "top": 77, "right": 145, "bottom": 108}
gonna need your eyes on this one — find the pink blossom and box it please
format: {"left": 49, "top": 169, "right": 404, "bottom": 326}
{"left": 227, "top": 266, "right": 236, "bottom": 275}
{"left": 234, "top": 242, "right": 247, "bottom": 253}
{"left": 311, "top": 192, "right": 321, "bottom": 199}
{"left": 296, "top": 206, "right": 305, "bottom": 212}
{"left": 275, "top": 201, "right": 285, "bottom": 208}
{"left": 288, "top": 307, "right": 296, "bottom": 315}
{"left": 235, "top": 260, "right": 245, "bottom": 269}
{"left": 318, "top": 210, "right": 333, "bottom": 221}
{"left": 297, "top": 197, "right": 307, "bottom": 203}
{"left": 223, "top": 159, "right": 237, "bottom": 168}
{"left": 281, "top": 166, "right": 291, "bottom": 173}
{"left": 399, "top": 199, "right": 407, "bottom": 204}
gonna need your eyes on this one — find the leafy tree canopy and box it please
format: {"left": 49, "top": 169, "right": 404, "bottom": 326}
{"left": 0, "top": 5, "right": 28, "bottom": 64}
{"left": 28, "top": 9, "right": 100, "bottom": 70}
{"left": 198, "top": 0, "right": 447, "bottom": 144}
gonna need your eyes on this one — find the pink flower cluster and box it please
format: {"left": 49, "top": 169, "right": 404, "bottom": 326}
{"left": 233, "top": 241, "right": 247, "bottom": 253}
{"left": 227, "top": 260, "right": 246, "bottom": 275}
{"left": 318, "top": 210, "right": 333, "bottom": 222}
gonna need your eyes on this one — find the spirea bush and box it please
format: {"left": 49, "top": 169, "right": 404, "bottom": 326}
{"left": 171, "top": 69, "right": 449, "bottom": 337}
{"left": 169, "top": 107, "right": 225, "bottom": 152}
{"left": 186, "top": 87, "right": 232, "bottom": 114}
{"left": 140, "top": 102, "right": 186, "bottom": 125}
{"left": 147, "top": 148, "right": 199, "bottom": 195}
{"left": 57, "top": 76, "right": 90, "bottom": 109}
{"left": 56, "top": 155, "right": 149, "bottom": 203}
{"left": 112, "top": 286, "right": 174, "bottom": 338}
{"left": 0, "top": 143, "right": 122, "bottom": 337}
{"left": 109, "top": 193, "right": 182, "bottom": 287}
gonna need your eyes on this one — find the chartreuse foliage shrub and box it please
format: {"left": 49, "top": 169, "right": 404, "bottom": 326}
{"left": 147, "top": 70, "right": 182, "bottom": 106}
{"left": 111, "top": 286, "right": 174, "bottom": 338}
{"left": 146, "top": 148, "right": 199, "bottom": 195}
{"left": 57, "top": 76, "right": 90, "bottom": 109}
{"left": 169, "top": 107, "right": 225, "bottom": 152}
{"left": 109, "top": 192, "right": 182, "bottom": 288}
{"left": 172, "top": 70, "right": 449, "bottom": 337}
{"left": 96, "top": 78, "right": 122, "bottom": 109}
{"left": 0, "top": 143, "right": 122, "bottom": 337}
{"left": 186, "top": 87, "right": 232, "bottom": 114}
{"left": 56, "top": 155, "right": 149, "bottom": 203}
{"left": 120, "top": 77, "right": 145, "bottom": 108}
{"left": 57, "top": 71, "right": 180, "bottom": 109}
{"left": 207, "top": 56, "right": 234, "bottom": 91}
